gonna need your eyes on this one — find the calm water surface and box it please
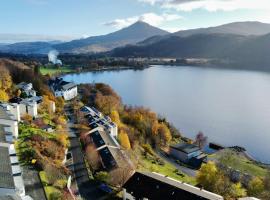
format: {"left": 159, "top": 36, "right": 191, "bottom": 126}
{"left": 63, "top": 66, "right": 270, "bottom": 163}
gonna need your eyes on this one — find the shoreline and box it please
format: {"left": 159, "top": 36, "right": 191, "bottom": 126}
{"left": 60, "top": 66, "right": 270, "bottom": 165}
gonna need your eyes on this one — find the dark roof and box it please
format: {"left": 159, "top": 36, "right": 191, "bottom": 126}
{"left": 98, "top": 147, "right": 117, "bottom": 170}
{"left": 89, "top": 123, "right": 99, "bottom": 130}
{"left": 123, "top": 172, "right": 222, "bottom": 200}
{"left": 90, "top": 131, "right": 105, "bottom": 148}
{"left": 170, "top": 143, "right": 200, "bottom": 154}
{"left": 0, "top": 146, "right": 15, "bottom": 189}
{"left": 49, "top": 78, "right": 76, "bottom": 91}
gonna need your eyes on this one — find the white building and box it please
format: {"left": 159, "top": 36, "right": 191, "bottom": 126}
{"left": 49, "top": 78, "right": 78, "bottom": 101}
{"left": 81, "top": 106, "right": 118, "bottom": 138}
{"left": 0, "top": 105, "right": 19, "bottom": 138}
{"left": 0, "top": 125, "right": 25, "bottom": 197}
{"left": 17, "top": 82, "right": 36, "bottom": 97}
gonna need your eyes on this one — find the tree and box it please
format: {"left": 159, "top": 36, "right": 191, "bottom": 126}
{"left": 34, "top": 65, "right": 40, "bottom": 75}
{"left": 0, "top": 89, "right": 9, "bottom": 101}
{"left": 86, "top": 144, "right": 101, "bottom": 171}
{"left": 195, "top": 131, "right": 208, "bottom": 149}
{"left": 248, "top": 177, "right": 264, "bottom": 196}
{"left": 95, "top": 171, "right": 109, "bottom": 183}
{"left": 119, "top": 130, "right": 131, "bottom": 150}
{"left": 196, "top": 161, "right": 218, "bottom": 191}
{"left": 0, "top": 68, "right": 12, "bottom": 91}
{"left": 230, "top": 183, "right": 247, "bottom": 199}
{"left": 158, "top": 123, "right": 172, "bottom": 146}
{"left": 110, "top": 110, "right": 121, "bottom": 127}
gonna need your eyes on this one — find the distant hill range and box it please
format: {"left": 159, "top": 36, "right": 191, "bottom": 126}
{"left": 111, "top": 21, "right": 270, "bottom": 70}
{"left": 0, "top": 21, "right": 168, "bottom": 54}
{"left": 1, "top": 21, "right": 270, "bottom": 70}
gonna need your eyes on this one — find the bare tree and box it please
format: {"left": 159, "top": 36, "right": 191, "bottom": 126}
{"left": 195, "top": 131, "right": 208, "bottom": 149}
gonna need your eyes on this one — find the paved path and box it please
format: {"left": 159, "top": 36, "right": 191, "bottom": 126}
{"left": 65, "top": 104, "right": 108, "bottom": 200}
{"left": 22, "top": 166, "right": 47, "bottom": 200}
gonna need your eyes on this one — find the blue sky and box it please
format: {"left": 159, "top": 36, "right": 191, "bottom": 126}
{"left": 0, "top": 0, "right": 270, "bottom": 42}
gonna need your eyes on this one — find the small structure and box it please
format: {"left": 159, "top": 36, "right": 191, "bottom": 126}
{"left": 49, "top": 78, "right": 77, "bottom": 101}
{"left": 170, "top": 143, "right": 207, "bottom": 168}
{"left": 17, "top": 82, "right": 36, "bottom": 97}
{"left": 122, "top": 172, "right": 223, "bottom": 200}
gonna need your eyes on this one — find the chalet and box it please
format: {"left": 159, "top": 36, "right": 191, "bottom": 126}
{"left": 122, "top": 172, "right": 224, "bottom": 200}
{"left": 170, "top": 143, "right": 207, "bottom": 168}
{"left": 49, "top": 78, "right": 77, "bottom": 101}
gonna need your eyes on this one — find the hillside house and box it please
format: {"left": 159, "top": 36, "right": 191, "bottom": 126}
{"left": 49, "top": 78, "right": 78, "bottom": 101}
{"left": 170, "top": 143, "right": 207, "bottom": 168}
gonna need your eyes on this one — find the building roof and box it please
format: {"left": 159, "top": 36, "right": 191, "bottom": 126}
{"left": 89, "top": 130, "right": 118, "bottom": 148}
{"left": 0, "top": 146, "right": 15, "bottom": 189}
{"left": 170, "top": 143, "right": 200, "bottom": 154}
{"left": 0, "top": 106, "right": 13, "bottom": 121}
{"left": 123, "top": 172, "right": 223, "bottom": 200}
{"left": 98, "top": 147, "right": 117, "bottom": 170}
{"left": 49, "top": 78, "right": 77, "bottom": 92}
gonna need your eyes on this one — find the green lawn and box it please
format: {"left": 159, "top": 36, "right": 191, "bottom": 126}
{"left": 137, "top": 154, "right": 197, "bottom": 185}
{"left": 210, "top": 149, "right": 268, "bottom": 177}
{"left": 40, "top": 66, "right": 75, "bottom": 75}
{"left": 39, "top": 171, "right": 62, "bottom": 200}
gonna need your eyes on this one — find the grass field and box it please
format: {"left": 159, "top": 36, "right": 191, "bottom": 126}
{"left": 137, "top": 154, "right": 197, "bottom": 185}
{"left": 40, "top": 66, "right": 75, "bottom": 75}
{"left": 209, "top": 149, "right": 268, "bottom": 177}
{"left": 39, "top": 171, "right": 62, "bottom": 200}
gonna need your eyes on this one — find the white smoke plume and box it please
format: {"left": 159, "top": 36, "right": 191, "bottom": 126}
{"left": 48, "top": 50, "right": 62, "bottom": 65}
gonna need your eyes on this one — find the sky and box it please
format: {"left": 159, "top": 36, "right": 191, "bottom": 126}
{"left": 1, "top": 0, "right": 270, "bottom": 43}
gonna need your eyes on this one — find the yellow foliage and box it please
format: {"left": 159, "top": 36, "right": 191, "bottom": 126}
{"left": 0, "top": 68, "right": 12, "bottom": 91}
{"left": 0, "top": 89, "right": 9, "bottom": 101}
{"left": 196, "top": 161, "right": 218, "bottom": 191}
{"left": 56, "top": 133, "right": 69, "bottom": 148}
{"left": 119, "top": 130, "right": 131, "bottom": 150}
{"left": 110, "top": 110, "right": 121, "bottom": 127}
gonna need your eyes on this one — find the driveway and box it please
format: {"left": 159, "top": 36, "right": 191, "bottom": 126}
{"left": 65, "top": 104, "right": 109, "bottom": 200}
{"left": 22, "top": 166, "right": 46, "bottom": 200}
{"left": 156, "top": 150, "right": 197, "bottom": 177}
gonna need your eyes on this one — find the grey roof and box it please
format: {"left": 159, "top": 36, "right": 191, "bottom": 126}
{"left": 0, "top": 146, "right": 15, "bottom": 189}
{"left": 62, "top": 82, "right": 76, "bottom": 90}
{"left": 170, "top": 143, "right": 200, "bottom": 154}
{"left": 0, "top": 107, "right": 12, "bottom": 120}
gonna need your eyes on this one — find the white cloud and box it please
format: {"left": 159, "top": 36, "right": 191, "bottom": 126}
{"left": 103, "top": 12, "right": 182, "bottom": 29}
{"left": 138, "top": 0, "right": 270, "bottom": 12}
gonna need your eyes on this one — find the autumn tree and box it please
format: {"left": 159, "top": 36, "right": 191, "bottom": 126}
{"left": 195, "top": 131, "right": 208, "bottom": 149}
{"left": 0, "top": 89, "right": 9, "bottom": 101}
{"left": 0, "top": 67, "right": 12, "bottom": 91}
{"left": 86, "top": 144, "right": 101, "bottom": 171}
{"left": 196, "top": 161, "right": 218, "bottom": 191}
{"left": 248, "top": 177, "right": 264, "bottom": 197}
{"left": 119, "top": 129, "right": 131, "bottom": 150}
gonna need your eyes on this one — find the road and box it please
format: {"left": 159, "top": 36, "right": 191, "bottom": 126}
{"left": 65, "top": 104, "right": 108, "bottom": 200}
{"left": 156, "top": 150, "right": 197, "bottom": 177}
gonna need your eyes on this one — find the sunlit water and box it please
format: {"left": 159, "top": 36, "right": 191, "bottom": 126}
{"left": 63, "top": 65, "right": 270, "bottom": 163}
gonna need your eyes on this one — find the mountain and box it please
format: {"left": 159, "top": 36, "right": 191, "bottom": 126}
{"left": 174, "top": 21, "right": 270, "bottom": 37}
{"left": 111, "top": 31, "right": 270, "bottom": 70}
{"left": 54, "top": 21, "right": 169, "bottom": 54}
{"left": 112, "top": 33, "right": 248, "bottom": 58}
{"left": 0, "top": 42, "right": 54, "bottom": 54}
